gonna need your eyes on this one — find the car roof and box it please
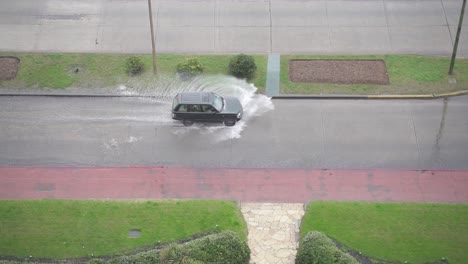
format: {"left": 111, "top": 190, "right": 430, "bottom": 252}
{"left": 176, "top": 92, "right": 216, "bottom": 104}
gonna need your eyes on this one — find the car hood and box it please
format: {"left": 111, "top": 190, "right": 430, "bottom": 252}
{"left": 221, "top": 97, "right": 243, "bottom": 114}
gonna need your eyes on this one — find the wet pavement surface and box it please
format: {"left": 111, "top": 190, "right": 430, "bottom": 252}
{"left": 1, "top": 93, "right": 468, "bottom": 169}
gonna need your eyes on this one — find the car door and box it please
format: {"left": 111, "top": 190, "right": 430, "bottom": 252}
{"left": 173, "top": 104, "right": 189, "bottom": 120}
{"left": 201, "top": 104, "right": 222, "bottom": 122}
{"left": 188, "top": 104, "right": 203, "bottom": 121}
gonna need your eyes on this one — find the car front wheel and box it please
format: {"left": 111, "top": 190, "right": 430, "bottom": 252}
{"left": 224, "top": 118, "right": 236, "bottom": 127}
{"left": 183, "top": 119, "right": 194, "bottom": 126}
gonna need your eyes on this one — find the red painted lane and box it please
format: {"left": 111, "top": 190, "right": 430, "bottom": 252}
{"left": 0, "top": 167, "right": 467, "bottom": 203}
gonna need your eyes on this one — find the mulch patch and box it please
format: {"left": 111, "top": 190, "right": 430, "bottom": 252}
{"left": 0, "top": 56, "right": 20, "bottom": 81}
{"left": 289, "top": 59, "right": 389, "bottom": 85}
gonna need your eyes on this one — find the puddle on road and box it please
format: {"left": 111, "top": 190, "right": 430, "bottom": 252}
{"left": 119, "top": 75, "right": 274, "bottom": 142}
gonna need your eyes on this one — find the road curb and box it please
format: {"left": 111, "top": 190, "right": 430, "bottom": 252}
{"left": 1, "top": 90, "right": 467, "bottom": 100}
{"left": 0, "top": 93, "right": 164, "bottom": 98}
{"left": 272, "top": 90, "right": 468, "bottom": 100}
{"left": 272, "top": 94, "right": 368, "bottom": 100}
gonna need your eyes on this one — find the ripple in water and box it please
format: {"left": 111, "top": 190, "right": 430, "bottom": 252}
{"left": 119, "top": 75, "right": 274, "bottom": 141}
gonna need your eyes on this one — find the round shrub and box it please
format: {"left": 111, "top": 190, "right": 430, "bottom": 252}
{"left": 296, "top": 231, "right": 358, "bottom": 264}
{"left": 185, "top": 231, "right": 250, "bottom": 264}
{"left": 228, "top": 54, "right": 257, "bottom": 80}
{"left": 176, "top": 58, "right": 204, "bottom": 80}
{"left": 125, "top": 56, "right": 144, "bottom": 75}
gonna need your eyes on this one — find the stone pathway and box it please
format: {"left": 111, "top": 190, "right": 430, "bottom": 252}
{"left": 241, "top": 203, "right": 305, "bottom": 264}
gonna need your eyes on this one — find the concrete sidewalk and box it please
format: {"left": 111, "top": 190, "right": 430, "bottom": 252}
{"left": 0, "top": 0, "right": 467, "bottom": 57}
{"left": 1, "top": 167, "right": 467, "bottom": 203}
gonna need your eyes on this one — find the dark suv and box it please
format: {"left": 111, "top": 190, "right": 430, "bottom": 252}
{"left": 172, "top": 92, "right": 243, "bottom": 126}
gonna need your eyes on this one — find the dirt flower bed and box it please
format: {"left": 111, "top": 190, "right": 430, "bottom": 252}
{"left": 289, "top": 59, "right": 389, "bottom": 85}
{"left": 0, "top": 56, "right": 20, "bottom": 81}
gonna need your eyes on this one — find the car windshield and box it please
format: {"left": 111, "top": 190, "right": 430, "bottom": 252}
{"left": 213, "top": 94, "right": 224, "bottom": 111}
{"left": 172, "top": 97, "right": 178, "bottom": 110}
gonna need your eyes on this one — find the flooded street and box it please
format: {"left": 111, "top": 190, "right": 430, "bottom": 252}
{"left": 0, "top": 78, "right": 467, "bottom": 169}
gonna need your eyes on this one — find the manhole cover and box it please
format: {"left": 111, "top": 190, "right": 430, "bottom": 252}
{"left": 129, "top": 229, "right": 141, "bottom": 238}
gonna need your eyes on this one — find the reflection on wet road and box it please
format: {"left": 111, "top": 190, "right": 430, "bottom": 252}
{"left": 1, "top": 89, "right": 467, "bottom": 169}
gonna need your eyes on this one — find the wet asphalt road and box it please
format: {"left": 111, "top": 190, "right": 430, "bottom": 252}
{"left": 1, "top": 95, "right": 467, "bottom": 169}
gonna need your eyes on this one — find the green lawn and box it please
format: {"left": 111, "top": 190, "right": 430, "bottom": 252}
{"left": 281, "top": 54, "right": 468, "bottom": 95}
{"left": 301, "top": 202, "right": 468, "bottom": 264}
{"left": 0, "top": 200, "right": 247, "bottom": 259}
{"left": 0, "top": 53, "right": 267, "bottom": 93}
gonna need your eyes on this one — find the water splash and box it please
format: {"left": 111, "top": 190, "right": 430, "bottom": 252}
{"left": 120, "top": 75, "right": 274, "bottom": 141}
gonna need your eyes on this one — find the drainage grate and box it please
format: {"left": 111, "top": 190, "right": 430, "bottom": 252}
{"left": 129, "top": 229, "right": 141, "bottom": 238}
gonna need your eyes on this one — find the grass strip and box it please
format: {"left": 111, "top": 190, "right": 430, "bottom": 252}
{"left": 0, "top": 53, "right": 267, "bottom": 93}
{"left": 300, "top": 201, "right": 468, "bottom": 264}
{"left": 0, "top": 200, "right": 246, "bottom": 259}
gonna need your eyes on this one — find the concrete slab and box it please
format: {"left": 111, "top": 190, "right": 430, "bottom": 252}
{"left": 266, "top": 54, "right": 280, "bottom": 97}
{"left": 327, "top": 0, "right": 387, "bottom": 26}
{"left": 272, "top": 27, "right": 330, "bottom": 53}
{"left": 271, "top": 0, "right": 327, "bottom": 26}
{"left": 38, "top": 14, "right": 101, "bottom": 26}
{"left": 38, "top": 0, "right": 102, "bottom": 27}
{"left": 388, "top": 26, "right": 453, "bottom": 55}
{"left": 158, "top": 1, "right": 215, "bottom": 27}
{"left": 449, "top": 25, "right": 468, "bottom": 58}
{"left": 157, "top": 26, "right": 215, "bottom": 53}
{"left": 217, "top": 1, "right": 270, "bottom": 27}
{"left": 443, "top": 0, "right": 468, "bottom": 26}
{"left": 217, "top": 27, "right": 270, "bottom": 53}
{"left": 36, "top": 24, "right": 99, "bottom": 53}
{"left": 385, "top": 0, "right": 447, "bottom": 26}
{"left": 41, "top": 0, "right": 104, "bottom": 16}
{"left": 98, "top": 25, "right": 151, "bottom": 53}
{"left": 101, "top": 0, "right": 148, "bottom": 26}
{"left": 0, "top": 0, "right": 44, "bottom": 25}
{"left": 330, "top": 27, "right": 391, "bottom": 53}
{"left": 0, "top": 25, "right": 40, "bottom": 52}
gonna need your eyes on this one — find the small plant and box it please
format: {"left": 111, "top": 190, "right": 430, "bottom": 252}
{"left": 125, "top": 56, "right": 144, "bottom": 76}
{"left": 228, "top": 54, "right": 257, "bottom": 80}
{"left": 176, "top": 58, "right": 204, "bottom": 80}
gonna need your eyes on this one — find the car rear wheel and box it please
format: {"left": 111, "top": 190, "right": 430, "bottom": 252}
{"left": 224, "top": 118, "right": 236, "bottom": 127}
{"left": 183, "top": 119, "right": 194, "bottom": 126}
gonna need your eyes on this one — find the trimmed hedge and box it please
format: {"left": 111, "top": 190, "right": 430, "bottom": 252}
{"left": 1, "top": 231, "right": 249, "bottom": 264}
{"left": 296, "top": 231, "right": 358, "bottom": 264}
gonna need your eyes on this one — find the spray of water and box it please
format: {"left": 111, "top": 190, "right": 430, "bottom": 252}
{"left": 119, "top": 75, "right": 274, "bottom": 141}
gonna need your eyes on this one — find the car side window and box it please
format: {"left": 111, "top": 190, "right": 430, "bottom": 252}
{"left": 177, "top": 104, "right": 188, "bottom": 112}
{"left": 188, "top": 104, "right": 202, "bottom": 112}
{"left": 202, "top": 105, "right": 215, "bottom": 112}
